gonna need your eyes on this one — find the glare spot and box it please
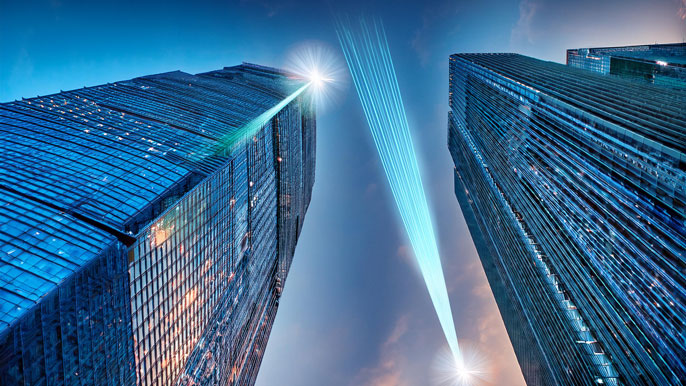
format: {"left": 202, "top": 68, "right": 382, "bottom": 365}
{"left": 308, "top": 68, "right": 333, "bottom": 89}
{"left": 432, "top": 344, "right": 491, "bottom": 386}
{"left": 285, "top": 40, "right": 347, "bottom": 110}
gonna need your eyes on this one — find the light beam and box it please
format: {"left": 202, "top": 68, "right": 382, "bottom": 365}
{"left": 335, "top": 16, "right": 462, "bottom": 363}
{"left": 186, "top": 82, "right": 311, "bottom": 165}
{"left": 223, "top": 82, "right": 311, "bottom": 147}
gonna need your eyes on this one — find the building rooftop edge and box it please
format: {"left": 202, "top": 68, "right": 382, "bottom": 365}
{"left": 565, "top": 41, "right": 686, "bottom": 52}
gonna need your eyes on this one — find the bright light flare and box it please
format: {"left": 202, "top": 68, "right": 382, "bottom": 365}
{"left": 432, "top": 344, "right": 491, "bottom": 386}
{"left": 308, "top": 68, "right": 334, "bottom": 89}
{"left": 285, "top": 41, "right": 347, "bottom": 110}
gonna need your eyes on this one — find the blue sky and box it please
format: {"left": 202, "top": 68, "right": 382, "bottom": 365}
{"left": 1, "top": 0, "right": 684, "bottom": 385}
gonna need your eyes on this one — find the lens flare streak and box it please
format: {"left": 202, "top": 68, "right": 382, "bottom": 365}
{"left": 225, "top": 82, "right": 311, "bottom": 147}
{"left": 336, "top": 16, "right": 461, "bottom": 362}
{"left": 185, "top": 82, "right": 311, "bottom": 165}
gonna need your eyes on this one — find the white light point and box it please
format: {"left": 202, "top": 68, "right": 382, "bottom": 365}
{"left": 285, "top": 41, "right": 347, "bottom": 110}
{"left": 309, "top": 68, "right": 333, "bottom": 90}
{"left": 432, "top": 344, "right": 491, "bottom": 386}
{"left": 454, "top": 357, "right": 477, "bottom": 384}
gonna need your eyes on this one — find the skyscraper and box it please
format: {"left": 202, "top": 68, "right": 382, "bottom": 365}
{"left": 0, "top": 63, "right": 316, "bottom": 385}
{"left": 567, "top": 43, "right": 686, "bottom": 88}
{"left": 448, "top": 53, "right": 685, "bottom": 385}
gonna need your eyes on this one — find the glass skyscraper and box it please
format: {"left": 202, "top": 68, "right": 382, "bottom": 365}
{"left": 567, "top": 43, "right": 686, "bottom": 88}
{"left": 448, "top": 53, "right": 685, "bottom": 385}
{"left": 0, "top": 63, "right": 316, "bottom": 385}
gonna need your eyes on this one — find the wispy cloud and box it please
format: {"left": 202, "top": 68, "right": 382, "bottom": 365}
{"left": 471, "top": 280, "right": 492, "bottom": 299}
{"left": 9, "top": 48, "right": 34, "bottom": 91}
{"left": 411, "top": 1, "right": 460, "bottom": 66}
{"left": 365, "top": 183, "right": 378, "bottom": 199}
{"left": 511, "top": 0, "right": 539, "bottom": 44}
{"left": 353, "top": 316, "right": 410, "bottom": 386}
{"left": 679, "top": 0, "right": 686, "bottom": 20}
{"left": 240, "top": 0, "right": 291, "bottom": 18}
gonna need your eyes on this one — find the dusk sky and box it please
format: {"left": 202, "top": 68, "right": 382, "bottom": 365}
{"left": 1, "top": 0, "right": 684, "bottom": 385}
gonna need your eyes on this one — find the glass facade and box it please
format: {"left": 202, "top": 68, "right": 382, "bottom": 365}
{"left": 0, "top": 63, "right": 315, "bottom": 385}
{"left": 567, "top": 43, "right": 686, "bottom": 88}
{"left": 448, "top": 53, "right": 685, "bottom": 385}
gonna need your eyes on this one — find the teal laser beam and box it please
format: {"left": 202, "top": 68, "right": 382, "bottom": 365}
{"left": 336, "top": 17, "right": 461, "bottom": 362}
{"left": 222, "top": 82, "right": 311, "bottom": 147}
{"left": 186, "top": 82, "right": 310, "bottom": 166}
{"left": 185, "top": 82, "right": 310, "bottom": 167}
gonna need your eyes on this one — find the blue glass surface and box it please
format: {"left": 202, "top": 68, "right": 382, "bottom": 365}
{"left": 0, "top": 63, "right": 315, "bottom": 385}
{"left": 449, "top": 53, "right": 685, "bottom": 385}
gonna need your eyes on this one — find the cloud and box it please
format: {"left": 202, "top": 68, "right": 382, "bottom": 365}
{"left": 386, "top": 315, "right": 409, "bottom": 345}
{"left": 411, "top": 1, "right": 459, "bottom": 66}
{"left": 365, "top": 183, "right": 378, "bottom": 198}
{"left": 353, "top": 316, "right": 411, "bottom": 386}
{"left": 511, "top": 0, "right": 539, "bottom": 44}
{"left": 470, "top": 281, "right": 492, "bottom": 299}
{"left": 9, "top": 48, "right": 34, "bottom": 88}
{"left": 679, "top": 0, "right": 686, "bottom": 20}
{"left": 396, "top": 244, "right": 412, "bottom": 263}
{"left": 469, "top": 304, "right": 529, "bottom": 385}
{"left": 476, "top": 309, "right": 500, "bottom": 345}
{"left": 239, "top": 0, "right": 291, "bottom": 18}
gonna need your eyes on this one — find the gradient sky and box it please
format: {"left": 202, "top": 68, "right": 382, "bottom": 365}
{"left": 1, "top": 1, "right": 684, "bottom": 385}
